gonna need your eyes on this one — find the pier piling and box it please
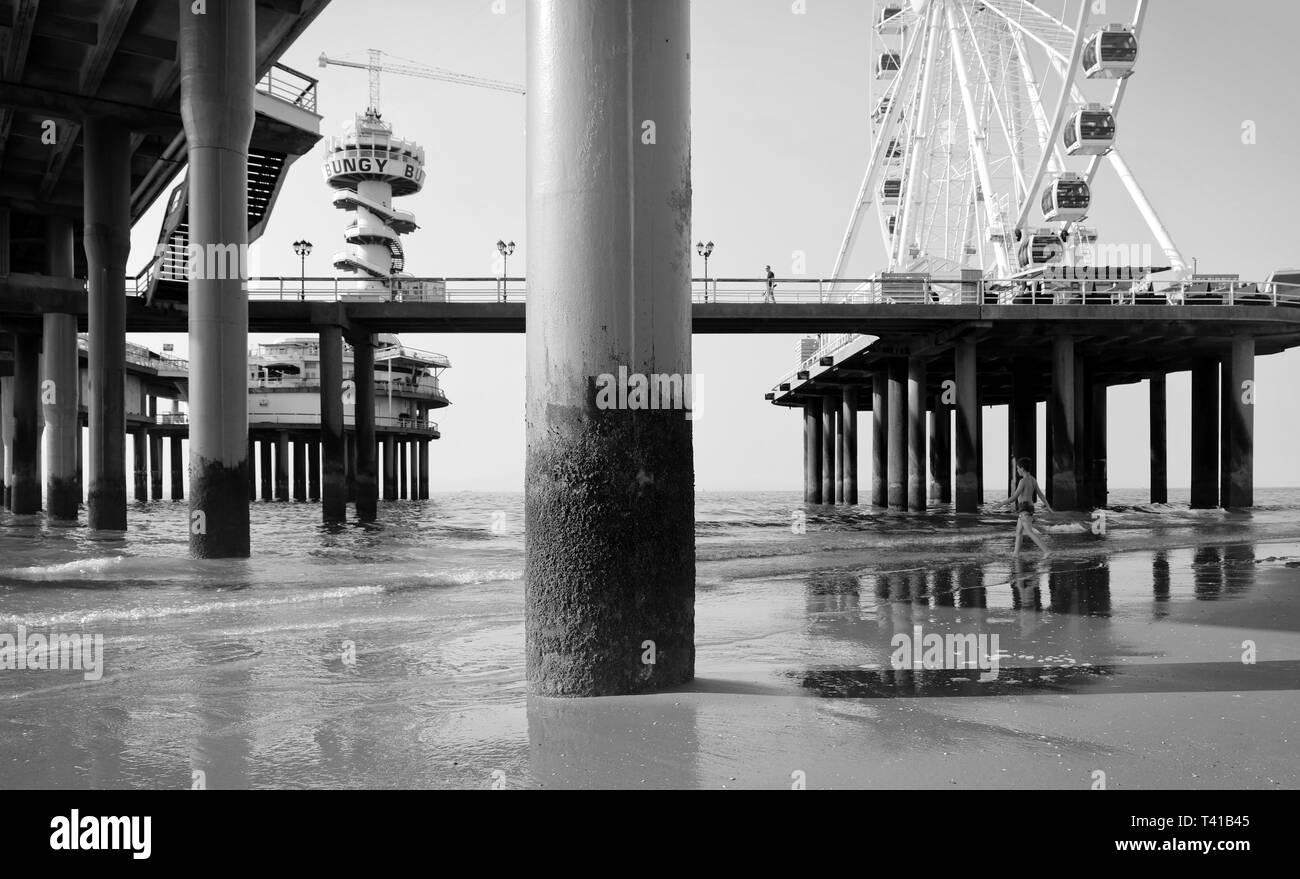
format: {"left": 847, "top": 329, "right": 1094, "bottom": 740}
{"left": 11, "top": 331, "right": 41, "bottom": 514}
{"left": 1149, "top": 373, "right": 1167, "bottom": 504}
{"left": 954, "top": 340, "right": 979, "bottom": 512}
{"left": 872, "top": 372, "right": 887, "bottom": 507}
{"left": 43, "top": 217, "right": 80, "bottom": 520}
{"left": 887, "top": 359, "right": 907, "bottom": 510}
{"left": 804, "top": 401, "right": 822, "bottom": 504}
{"left": 841, "top": 385, "right": 858, "bottom": 504}
{"left": 907, "top": 357, "right": 926, "bottom": 511}
{"left": 1190, "top": 358, "right": 1219, "bottom": 509}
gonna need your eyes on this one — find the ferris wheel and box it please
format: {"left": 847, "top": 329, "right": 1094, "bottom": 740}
{"left": 832, "top": 0, "right": 1188, "bottom": 282}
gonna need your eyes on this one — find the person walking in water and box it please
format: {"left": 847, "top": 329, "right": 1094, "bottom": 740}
{"left": 764, "top": 265, "right": 776, "bottom": 303}
{"left": 1008, "top": 457, "right": 1052, "bottom": 555}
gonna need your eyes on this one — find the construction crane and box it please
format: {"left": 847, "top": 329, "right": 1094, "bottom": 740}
{"left": 318, "top": 49, "right": 524, "bottom": 115}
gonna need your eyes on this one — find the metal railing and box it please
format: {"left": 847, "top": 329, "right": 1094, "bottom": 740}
{"left": 129, "top": 273, "right": 1300, "bottom": 308}
{"left": 245, "top": 412, "right": 438, "bottom": 432}
{"left": 256, "top": 62, "right": 318, "bottom": 114}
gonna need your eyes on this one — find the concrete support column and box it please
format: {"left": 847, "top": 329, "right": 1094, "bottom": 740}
{"left": 803, "top": 402, "right": 822, "bottom": 504}
{"left": 352, "top": 336, "right": 378, "bottom": 521}
{"left": 418, "top": 439, "right": 429, "bottom": 499}
{"left": 887, "top": 359, "right": 908, "bottom": 509}
{"left": 180, "top": 0, "right": 254, "bottom": 556}
{"left": 929, "top": 404, "right": 951, "bottom": 503}
{"left": 382, "top": 436, "right": 397, "bottom": 501}
{"left": 292, "top": 438, "right": 307, "bottom": 501}
{"left": 871, "top": 372, "right": 887, "bottom": 507}
{"left": 344, "top": 434, "right": 357, "bottom": 503}
{"left": 841, "top": 385, "right": 858, "bottom": 504}
{"left": 246, "top": 436, "right": 256, "bottom": 501}
{"left": 1075, "top": 357, "right": 1091, "bottom": 509}
{"left": 83, "top": 116, "right": 130, "bottom": 531}
{"left": 171, "top": 436, "right": 184, "bottom": 500}
{"left": 10, "top": 332, "right": 41, "bottom": 514}
{"left": 1090, "top": 381, "right": 1108, "bottom": 509}
{"left": 1221, "top": 339, "right": 1254, "bottom": 508}
{"left": 907, "top": 357, "right": 926, "bottom": 511}
{"left": 43, "top": 216, "right": 80, "bottom": 520}
{"left": 524, "top": 0, "right": 694, "bottom": 695}
{"left": 398, "top": 438, "right": 408, "bottom": 500}
{"left": 149, "top": 431, "right": 164, "bottom": 500}
{"left": 954, "top": 340, "right": 979, "bottom": 512}
{"left": 308, "top": 440, "right": 321, "bottom": 501}
{"left": 1190, "top": 358, "right": 1219, "bottom": 509}
{"left": 0, "top": 376, "right": 11, "bottom": 509}
{"left": 1010, "top": 361, "right": 1037, "bottom": 486}
{"left": 132, "top": 427, "right": 147, "bottom": 502}
{"left": 274, "top": 432, "right": 289, "bottom": 501}
{"left": 820, "top": 393, "right": 836, "bottom": 504}
{"left": 319, "top": 326, "right": 346, "bottom": 522}
{"left": 1149, "top": 373, "right": 1167, "bottom": 504}
{"left": 1049, "top": 336, "right": 1079, "bottom": 511}
{"left": 831, "top": 404, "right": 843, "bottom": 504}
{"left": 259, "top": 438, "right": 272, "bottom": 500}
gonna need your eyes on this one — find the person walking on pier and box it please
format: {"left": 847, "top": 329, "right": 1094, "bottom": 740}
{"left": 764, "top": 265, "right": 776, "bottom": 303}
{"left": 1008, "top": 457, "right": 1052, "bottom": 556}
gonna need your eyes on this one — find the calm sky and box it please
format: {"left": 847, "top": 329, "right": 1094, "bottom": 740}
{"left": 126, "top": 0, "right": 1300, "bottom": 492}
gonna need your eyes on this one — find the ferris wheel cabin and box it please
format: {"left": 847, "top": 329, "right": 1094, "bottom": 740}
{"left": 877, "top": 6, "right": 904, "bottom": 34}
{"left": 1064, "top": 104, "right": 1116, "bottom": 156}
{"left": 881, "top": 179, "right": 903, "bottom": 206}
{"left": 1042, "top": 173, "right": 1091, "bottom": 222}
{"left": 1082, "top": 24, "right": 1138, "bottom": 79}
{"left": 876, "top": 53, "right": 901, "bottom": 79}
{"left": 1016, "top": 228, "right": 1065, "bottom": 268}
{"left": 885, "top": 138, "right": 902, "bottom": 160}
{"left": 872, "top": 95, "right": 894, "bottom": 123}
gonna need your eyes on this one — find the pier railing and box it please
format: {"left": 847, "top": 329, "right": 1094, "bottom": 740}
{"left": 156, "top": 412, "right": 440, "bottom": 433}
{"left": 140, "top": 275, "right": 1296, "bottom": 308}
{"left": 256, "top": 62, "right": 319, "bottom": 113}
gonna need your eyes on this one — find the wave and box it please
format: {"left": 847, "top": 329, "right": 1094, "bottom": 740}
{"left": 0, "top": 584, "right": 387, "bottom": 629}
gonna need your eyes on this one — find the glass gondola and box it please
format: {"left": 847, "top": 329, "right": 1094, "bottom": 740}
{"left": 1063, "top": 103, "right": 1115, "bottom": 156}
{"left": 877, "top": 6, "right": 904, "bottom": 34}
{"left": 872, "top": 95, "right": 894, "bottom": 123}
{"left": 881, "top": 179, "right": 902, "bottom": 206}
{"left": 1041, "top": 172, "right": 1091, "bottom": 222}
{"left": 887, "top": 216, "right": 897, "bottom": 236}
{"left": 876, "top": 52, "right": 901, "bottom": 80}
{"left": 885, "top": 138, "right": 902, "bottom": 160}
{"left": 1016, "top": 228, "right": 1065, "bottom": 268}
{"left": 1082, "top": 24, "right": 1137, "bottom": 79}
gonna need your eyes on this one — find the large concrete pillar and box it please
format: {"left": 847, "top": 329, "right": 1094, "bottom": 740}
{"left": 10, "top": 332, "right": 42, "bottom": 514}
{"left": 1049, "top": 336, "right": 1079, "bottom": 511}
{"left": 344, "top": 434, "right": 357, "bottom": 503}
{"left": 398, "top": 437, "right": 408, "bottom": 500}
{"left": 929, "top": 404, "right": 951, "bottom": 503}
{"left": 171, "top": 435, "right": 184, "bottom": 500}
{"left": 247, "top": 436, "right": 256, "bottom": 501}
{"left": 180, "top": 0, "right": 254, "bottom": 556}
{"left": 1221, "top": 338, "right": 1254, "bottom": 508}
{"left": 871, "top": 372, "right": 887, "bottom": 507}
{"left": 524, "top": 0, "right": 694, "bottom": 695}
{"left": 1149, "top": 373, "right": 1167, "bottom": 504}
{"left": 1090, "top": 380, "right": 1108, "bottom": 509}
{"left": 83, "top": 117, "right": 130, "bottom": 530}
{"left": 352, "top": 335, "right": 378, "bottom": 521}
{"left": 803, "top": 401, "right": 822, "bottom": 504}
{"left": 841, "top": 385, "right": 858, "bottom": 504}
{"left": 43, "top": 216, "right": 80, "bottom": 520}
{"left": 887, "top": 359, "right": 907, "bottom": 509}
{"left": 1075, "top": 357, "right": 1092, "bottom": 509}
{"left": 907, "top": 357, "right": 926, "bottom": 511}
{"left": 319, "top": 326, "right": 346, "bottom": 522}
{"left": 954, "top": 340, "right": 979, "bottom": 512}
{"left": 821, "top": 394, "right": 836, "bottom": 504}
{"left": 1190, "top": 358, "right": 1218, "bottom": 509}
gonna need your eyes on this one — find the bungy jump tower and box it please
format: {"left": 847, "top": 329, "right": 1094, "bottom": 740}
{"left": 323, "top": 109, "right": 442, "bottom": 300}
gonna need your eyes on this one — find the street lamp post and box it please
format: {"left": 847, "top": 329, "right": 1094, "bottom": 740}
{"left": 696, "top": 240, "right": 714, "bottom": 302}
{"left": 293, "top": 239, "right": 313, "bottom": 301}
{"left": 496, "top": 239, "right": 516, "bottom": 302}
